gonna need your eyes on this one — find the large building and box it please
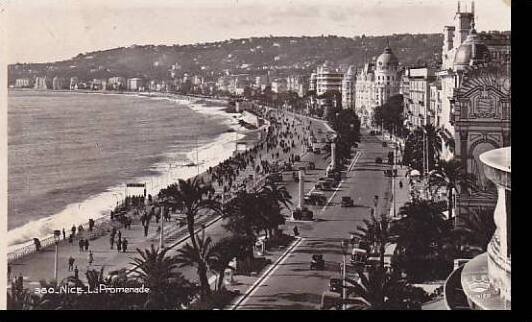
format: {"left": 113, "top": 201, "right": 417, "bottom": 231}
{"left": 14, "top": 78, "right": 32, "bottom": 88}
{"left": 374, "top": 44, "right": 401, "bottom": 107}
{"left": 34, "top": 76, "right": 51, "bottom": 90}
{"left": 404, "top": 67, "right": 436, "bottom": 129}
{"left": 354, "top": 61, "right": 376, "bottom": 127}
{"left": 354, "top": 45, "right": 401, "bottom": 127}
{"left": 341, "top": 65, "right": 356, "bottom": 110}
{"left": 315, "top": 64, "right": 344, "bottom": 96}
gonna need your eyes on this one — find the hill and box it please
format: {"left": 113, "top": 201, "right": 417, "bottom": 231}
{"left": 8, "top": 34, "right": 447, "bottom": 83}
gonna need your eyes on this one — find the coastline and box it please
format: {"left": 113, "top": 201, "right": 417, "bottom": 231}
{"left": 7, "top": 89, "right": 264, "bottom": 257}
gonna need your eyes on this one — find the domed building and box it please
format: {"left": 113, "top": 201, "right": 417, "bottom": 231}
{"left": 354, "top": 44, "right": 401, "bottom": 128}
{"left": 374, "top": 43, "right": 401, "bottom": 107}
{"left": 453, "top": 24, "right": 491, "bottom": 71}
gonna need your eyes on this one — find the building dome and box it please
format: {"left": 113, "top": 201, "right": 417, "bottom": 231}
{"left": 454, "top": 28, "right": 490, "bottom": 69}
{"left": 376, "top": 46, "right": 399, "bottom": 71}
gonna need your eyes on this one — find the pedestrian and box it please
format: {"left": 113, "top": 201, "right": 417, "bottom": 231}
{"left": 74, "top": 266, "right": 79, "bottom": 280}
{"left": 293, "top": 225, "right": 299, "bottom": 237}
{"left": 71, "top": 225, "right": 76, "bottom": 237}
{"left": 117, "top": 230, "right": 121, "bottom": 241}
{"left": 68, "top": 256, "right": 75, "bottom": 271}
{"left": 399, "top": 180, "right": 403, "bottom": 189}
{"left": 79, "top": 239, "right": 84, "bottom": 252}
{"left": 88, "top": 251, "right": 94, "bottom": 266}
{"left": 144, "top": 225, "right": 149, "bottom": 237}
{"left": 84, "top": 239, "right": 89, "bottom": 251}
{"left": 110, "top": 235, "right": 115, "bottom": 249}
{"left": 122, "top": 238, "right": 128, "bottom": 253}
{"left": 62, "top": 228, "right": 66, "bottom": 240}
{"left": 117, "top": 238, "right": 122, "bottom": 253}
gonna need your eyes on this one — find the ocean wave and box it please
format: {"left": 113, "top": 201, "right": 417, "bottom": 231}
{"left": 7, "top": 97, "right": 252, "bottom": 252}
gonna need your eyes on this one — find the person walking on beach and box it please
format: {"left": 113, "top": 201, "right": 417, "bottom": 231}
{"left": 62, "top": 228, "right": 66, "bottom": 240}
{"left": 122, "top": 239, "right": 128, "bottom": 253}
{"left": 71, "top": 225, "right": 77, "bottom": 237}
{"left": 79, "top": 239, "right": 84, "bottom": 252}
{"left": 88, "top": 251, "right": 94, "bottom": 266}
{"left": 84, "top": 239, "right": 89, "bottom": 251}
{"left": 68, "top": 256, "right": 75, "bottom": 271}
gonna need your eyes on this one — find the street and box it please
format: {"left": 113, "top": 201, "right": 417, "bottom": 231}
{"left": 234, "top": 127, "right": 395, "bottom": 309}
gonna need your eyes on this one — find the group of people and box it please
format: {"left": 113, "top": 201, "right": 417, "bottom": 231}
{"left": 109, "top": 227, "right": 128, "bottom": 253}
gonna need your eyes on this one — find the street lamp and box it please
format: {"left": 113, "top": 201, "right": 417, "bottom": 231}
{"left": 341, "top": 239, "right": 350, "bottom": 310}
{"left": 53, "top": 230, "right": 61, "bottom": 281}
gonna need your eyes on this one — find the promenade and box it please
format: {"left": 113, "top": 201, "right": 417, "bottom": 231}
{"left": 8, "top": 106, "right": 326, "bottom": 291}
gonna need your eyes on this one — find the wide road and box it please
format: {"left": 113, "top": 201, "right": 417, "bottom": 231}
{"left": 234, "top": 128, "right": 395, "bottom": 309}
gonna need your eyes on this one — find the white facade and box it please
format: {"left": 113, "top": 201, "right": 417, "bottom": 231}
{"left": 341, "top": 65, "right": 356, "bottom": 110}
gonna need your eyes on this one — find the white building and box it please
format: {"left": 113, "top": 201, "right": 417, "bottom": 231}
{"left": 341, "top": 65, "right": 356, "bottom": 110}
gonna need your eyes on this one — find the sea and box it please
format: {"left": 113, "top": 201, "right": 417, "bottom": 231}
{"left": 7, "top": 90, "right": 249, "bottom": 252}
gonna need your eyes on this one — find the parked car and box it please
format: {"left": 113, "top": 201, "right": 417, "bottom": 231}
{"left": 315, "top": 181, "right": 332, "bottom": 191}
{"left": 313, "top": 147, "right": 321, "bottom": 154}
{"left": 293, "top": 207, "right": 314, "bottom": 220}
{"left": 308, "top": 162, "right": 315, "bottom": 170}
{"left": 304, "top": 191, "right": 327, "bottom": 206}
{"left": 307, "top": 146, "right": 314, "bottom": 152}
{"left": 310, "top": 254, "right": 325, "bottom": 270}
{"left": 294, "top": 155, "right": 301, "bottom": 162}
{"left": 375, "top": 157, "right": 383, "bottom": 164}
{"left": 329, "top": 277, "right": 343, "bottom": 293}
{"left": 341, "top": 196, "right": 354, "bottom": 207}
{"left": 351, "top": 248, "right": 368, "bottom": 266}
{"left": 382, "top": 142, "right": 387, "bottom": 147}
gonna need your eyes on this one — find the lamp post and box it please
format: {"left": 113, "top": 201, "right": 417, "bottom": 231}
{"left": 341, "top": 239, "right": 349, "bottom": 310}
{"left": 53, "top": 230, "right": 61, "bottom": 281}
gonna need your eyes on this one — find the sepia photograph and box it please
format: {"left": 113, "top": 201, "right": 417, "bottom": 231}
{"left": 1, "top": 0, "right": 511, "bottom": 311}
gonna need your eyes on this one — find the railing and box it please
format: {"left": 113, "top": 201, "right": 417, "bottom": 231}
{"left": 8, "top": 214, "right": 122, "bottom": 263}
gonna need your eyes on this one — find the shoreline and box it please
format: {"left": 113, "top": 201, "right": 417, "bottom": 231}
{"left": 7, "top": 90, "right": 263, "bottom": 257}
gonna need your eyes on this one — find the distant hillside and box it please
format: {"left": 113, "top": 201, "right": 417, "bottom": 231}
{"left": 8, "top": 34, "right": 448, "bottom": 83}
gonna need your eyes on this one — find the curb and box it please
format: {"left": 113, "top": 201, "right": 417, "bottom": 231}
{"left": 227, "top": 236, "right": 304, "bottom": 310}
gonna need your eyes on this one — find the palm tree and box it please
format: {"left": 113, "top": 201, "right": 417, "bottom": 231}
{"left": 208, "top": 235, "right": 248, "bottom": 291}
{"left": 453, "top": 207, "right": 496, "bottom": 257}
{"left": 158, "top": 178, "right": 221, "bottom": 251}
{"left": 342, "top": 267, "right": 427, "bottom": 310}
{"left": 403, "top": 124, "right": 442, "bottom": 172}
{"left": 174, "top": 232, "right": 214, "bottom": 301}
{"left": 428, "top": 157, "right": 477, "bottom": 221}
{"left": 255, "top": 182, "right": 292, "bottom": 238}
{"left": 352, "top": 213, "right": 397, "bottom": 271}
{"left": 130, "top": 244, "right": 193, "bottom": 308}
{"left": 392, "top": 200, "right": 451, "bottom": 282}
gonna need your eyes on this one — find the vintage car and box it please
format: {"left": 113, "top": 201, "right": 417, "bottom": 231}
{"left": 310, "top": 254, "right": 325, "bottom": 270}
{"left": 351, "top": 248, "right": 368, "bottom": 266}
{"left": 341, "top": 196, "right": 354, "bottom": 207}
{"left": 292, "top": 207, "right": 314, "bottom": 221}
{"left": 329, "top": 277, "right": 343, "bottom": 293}
{"left": 304, "top": 191, "right": 327, "bottom": 206}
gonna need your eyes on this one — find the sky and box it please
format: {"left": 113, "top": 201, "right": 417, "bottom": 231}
{"left": 1, "top": 0, "right": 511, "bottom": 64}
